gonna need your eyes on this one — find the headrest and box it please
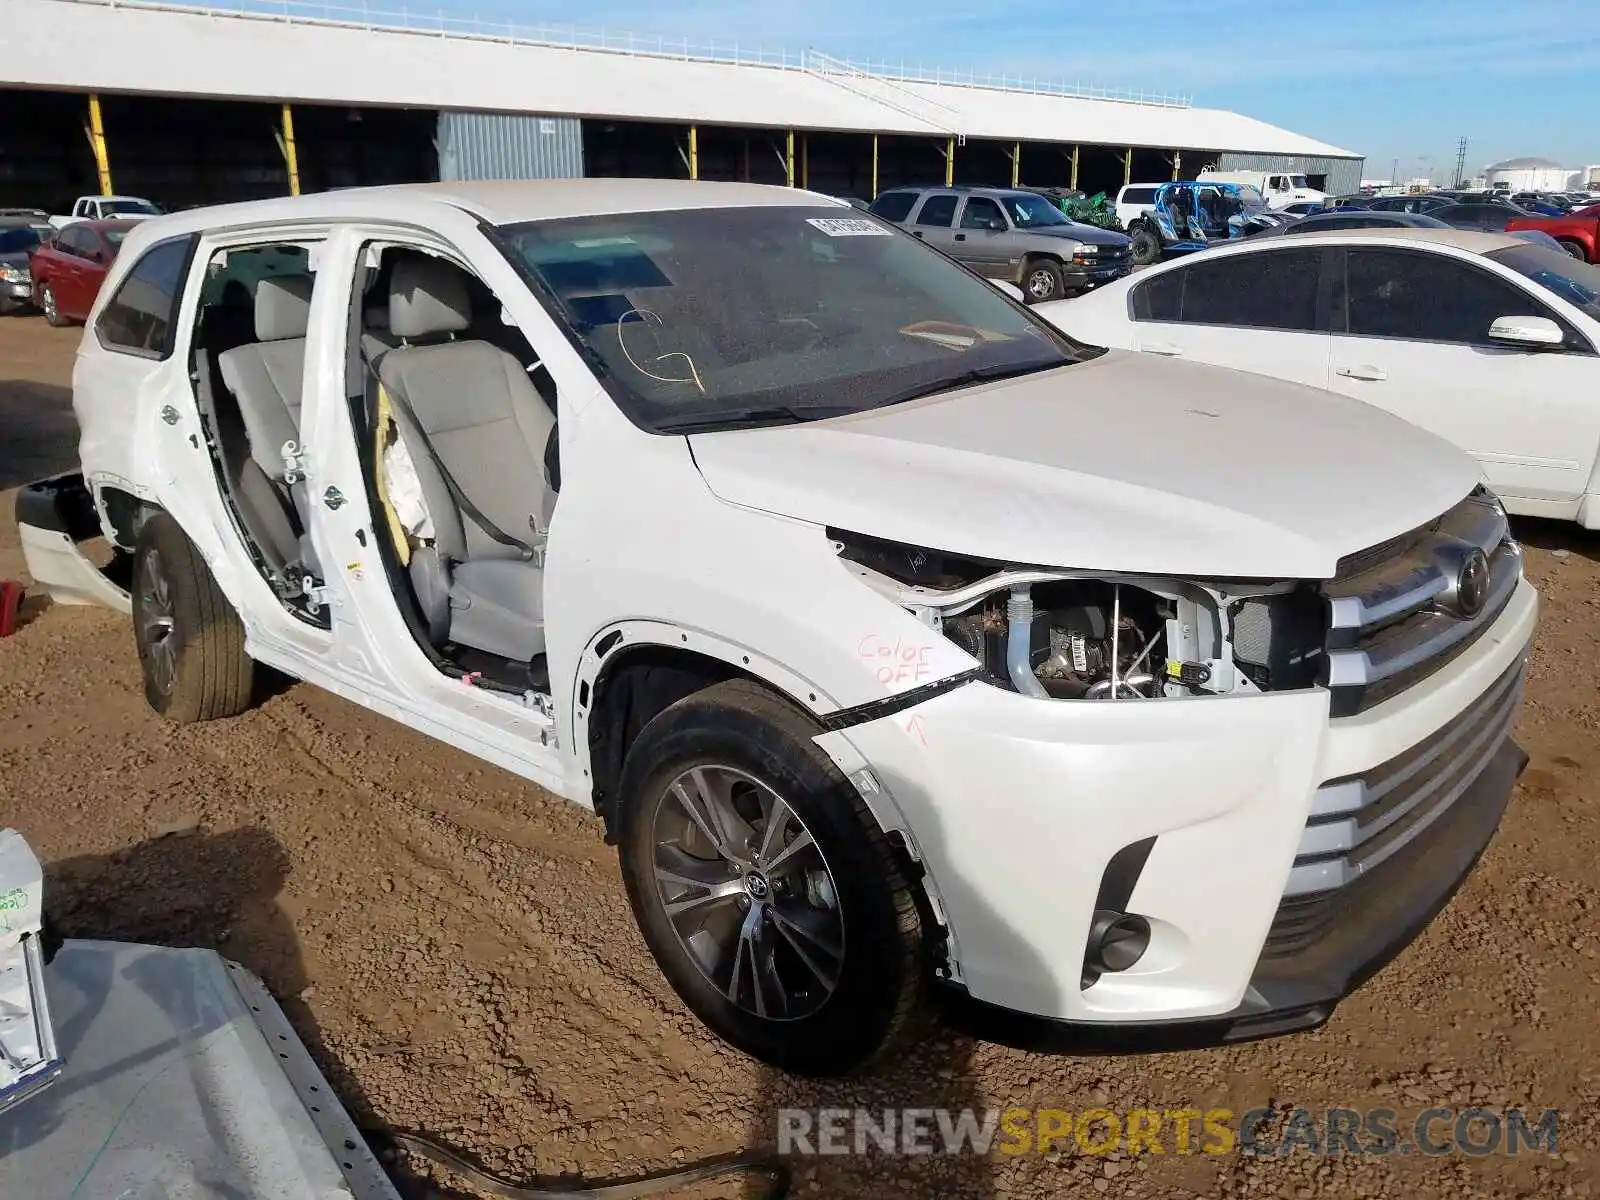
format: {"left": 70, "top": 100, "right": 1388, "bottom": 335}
{"left": 255, "top": 274, "right": 313, "bottom": 342}
{"left": 389, "top": 256, "right": 470, "bottom": 339}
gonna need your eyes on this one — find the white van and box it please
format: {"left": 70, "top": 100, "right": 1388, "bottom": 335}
{"left": 1197, "top": 170, "right": 1327, "bottom": 210}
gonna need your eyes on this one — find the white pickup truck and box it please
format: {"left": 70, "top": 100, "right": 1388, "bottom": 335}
{"left": 18, "top": 180, "right": 1537, "bottom": 1076}
{"left": 48, "top": 194, "right": 162, "bottom": 229}
{"left": 1198, "top": 169, "right": 1328, "bottom": 211}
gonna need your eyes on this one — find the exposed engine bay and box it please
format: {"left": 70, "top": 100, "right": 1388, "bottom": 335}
{"left": 833, "top": 531, "right": 1325, "bottom": 700}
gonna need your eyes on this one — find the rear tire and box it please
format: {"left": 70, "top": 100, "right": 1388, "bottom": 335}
{"left": 39, "top": 284, "right": 67, "bottom": 327}
{"left": 132, "top": 513, "right": 255, "bottom": 723}
{"left": 1558, "top": 239, "right": 1587, "bottom": 261}
{"left": 617, "top": 679, "right": 928, "bottom": 1077}
{"left": 1129, "top": 225, "right": 1162, "bottom": 266}
{"left": 1023, "top": 259, "right": 1066, "bottom": 303}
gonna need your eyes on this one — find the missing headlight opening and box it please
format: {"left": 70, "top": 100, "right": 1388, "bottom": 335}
{"left": 833, "top": 532, "right": 1326, "bottom": 700}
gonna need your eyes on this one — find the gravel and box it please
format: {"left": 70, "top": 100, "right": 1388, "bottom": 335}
{"left": 1, "top": 315, "right": 1597, "bottom": 1198}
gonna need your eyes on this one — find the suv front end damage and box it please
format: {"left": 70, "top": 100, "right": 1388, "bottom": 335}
{"left": 819, "top": 489, "right": 1537, "bottom": 1046}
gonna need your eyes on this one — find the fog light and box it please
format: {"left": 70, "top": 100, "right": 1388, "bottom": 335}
{"left": 1083, "top": 909, "right": 1151, "bottom": 986}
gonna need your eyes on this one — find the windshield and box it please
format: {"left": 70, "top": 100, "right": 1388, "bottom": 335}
{"left": 102, "top": 228, "right": 128, "bottom": 250}
{"left": 1286, "top": 175, "right": 1309, "bottom": 189}
{"left": 1002, "top": 194, "right": 1070, "bottom": 227}
{"left": 1237, "top": 186, "right": 1268, "bottom": 210}
{"left": 1488, "top": 245, "right": 1600, "bottom": 321}
{"left": 497, "top": 205, "right": 1089, "bottom": 432}
{"left": 0, "top": 228, "right": 40, "bottom": 254}
{"left": 103, "top": 199, "right": 160, "bottom": 216}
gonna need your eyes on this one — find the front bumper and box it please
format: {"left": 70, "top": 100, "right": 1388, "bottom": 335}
{"left": 941, "top": 735, "right": 1526, "bottom": 1052}
{"left": 1, "top": 279, "right": 31, "bottom": 308}
{"left": 1062, "top": 260, "right": 1131, "bottom": 287}
{"left": 818, "top": 577, "right": 1538, "bottom": 1033}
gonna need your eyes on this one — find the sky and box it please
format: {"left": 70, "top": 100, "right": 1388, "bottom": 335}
{"left": 423, "top": 0, "right": 1598, "bottom": 178}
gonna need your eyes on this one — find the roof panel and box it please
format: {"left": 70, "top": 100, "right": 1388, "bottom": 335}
{"left": 7, "top": 0, "right": 1358, "bottom": 159}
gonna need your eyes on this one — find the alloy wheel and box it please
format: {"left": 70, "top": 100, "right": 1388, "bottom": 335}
{"left": 137, "top": 548, "right": 178, "bottom": 697}
{"left": 648, "top": 764, "right": 844, "bottom": 1020}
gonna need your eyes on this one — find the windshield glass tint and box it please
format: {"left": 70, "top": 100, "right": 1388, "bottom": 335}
{"left": 1002, "top": 195, "right": 1069, "bottom": 227}
{"left": 103, "top": 200, "right": 159, "bottom": 215}
{"left": 1488, "top": 244, "right": 1600, "bottom": 320}
{"left": 0, "top": 228, "right": 40, "bottom": 253}
{"left": 498, "top": 206, "right": 1085, "bottom": 431}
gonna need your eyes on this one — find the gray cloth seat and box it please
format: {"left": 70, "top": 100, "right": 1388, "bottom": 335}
{"left": 217, "top": 275, "right": 318, "bottom": 570}
{"left": 375, "top": 256, "right": 555, "bottom": 662}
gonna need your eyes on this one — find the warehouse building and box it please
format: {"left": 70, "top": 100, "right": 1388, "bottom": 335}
{"left": 4, "top": 0, "right": 1364, "bottom": 210}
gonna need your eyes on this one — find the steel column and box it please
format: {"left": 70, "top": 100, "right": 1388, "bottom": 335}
{"left": 86, "top": 94, "right": 113, "bottom": 196}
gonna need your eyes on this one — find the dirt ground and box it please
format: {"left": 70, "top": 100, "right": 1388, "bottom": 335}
{"left": 1, "top": 310, "right": 1598, "bottom": 1200}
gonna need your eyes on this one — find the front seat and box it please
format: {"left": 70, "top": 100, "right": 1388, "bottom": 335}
{"left": 375, "top": 256, "right": 555, "bottom": 663}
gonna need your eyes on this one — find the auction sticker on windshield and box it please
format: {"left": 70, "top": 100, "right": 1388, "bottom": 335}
{"left": 806, "top": 218, "right": 892, "bottom": 237}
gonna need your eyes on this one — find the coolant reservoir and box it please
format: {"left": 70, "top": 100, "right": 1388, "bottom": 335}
{"left": 0, "top": 829, "right": 61, "bottom": 1115}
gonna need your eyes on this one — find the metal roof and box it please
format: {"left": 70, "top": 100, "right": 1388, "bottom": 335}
{"left": 9, "top": 0, "right": 1360, "bottom": 159}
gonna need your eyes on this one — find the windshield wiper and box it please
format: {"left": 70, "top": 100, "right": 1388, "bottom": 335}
{"left": 657, "top": 404, "right": 858, "bottom": 434}
{"left": 875, "top": 360, "right": 1062, "bottom": 409}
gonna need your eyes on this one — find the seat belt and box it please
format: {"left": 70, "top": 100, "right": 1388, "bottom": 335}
{"left": 381, "top": 383, "right": 538, "bottom": 561}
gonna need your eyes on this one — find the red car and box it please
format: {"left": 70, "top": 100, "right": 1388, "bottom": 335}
{"left": 28, "top": 219, "right": 136, "bottom": 326}
{"left": 1506, "top": 202, "right": 1600, "bottom": 263}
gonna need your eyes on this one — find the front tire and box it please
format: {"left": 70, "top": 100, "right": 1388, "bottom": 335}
{"left": 39, "top": 283, "right": 67, "bottom": 327}
{"left": 1129, "top": 225, "right": 1162, "bottom": 266}
{"left": 1023, "top": 259, "right": 1066, "bottom": 303}
{"left": 132, "top": 513, "right": 255, "bottom": 723}
{"left": 617, "top": 679, "right": 928, "bottom": 1076}
{"left": 1558, "top": 239, "right": 1587, "bottom": 261}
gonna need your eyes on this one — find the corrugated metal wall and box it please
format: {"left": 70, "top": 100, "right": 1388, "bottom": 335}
{"left": 1215, "top": 151, "right": 1364, "bottom": 196}
{"left": 436, "top": 111, "right": 584, "bottom": 181}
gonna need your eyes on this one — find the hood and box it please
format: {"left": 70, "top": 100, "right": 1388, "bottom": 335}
{"left": 1030, "top": 223, "right": 1130, "bottom": 247}
{"left": 689, "top": 351, "right": 1481, "bottom": 580}
{"left": 0, "top": 250, "right": 29, "bottom": 269}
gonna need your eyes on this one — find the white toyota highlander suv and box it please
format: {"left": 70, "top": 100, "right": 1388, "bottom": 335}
{"left": 18, "top": 180, "right": 1538, "bottom": 1076}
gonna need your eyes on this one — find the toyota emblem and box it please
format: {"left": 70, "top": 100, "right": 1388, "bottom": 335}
{"left": 1457, "top": 549, "right": 1490, "bottom": 618}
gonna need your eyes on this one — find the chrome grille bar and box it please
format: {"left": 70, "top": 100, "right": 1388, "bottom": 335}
{"left": 1284, "top": 654, "right": 1526, "bottom": 898}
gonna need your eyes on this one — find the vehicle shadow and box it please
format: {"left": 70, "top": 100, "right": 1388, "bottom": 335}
{"left": 1511, "top": 514, "right": 1600, "bottom": 563}
{"left": 743, "top": 770, "right": 1060, "bottom": 1198}
{"left": 0, "top": 380, "right": 76, "bottom": 491}
{"left": 14, "top": 825, "right": 464, "bottom": 1198}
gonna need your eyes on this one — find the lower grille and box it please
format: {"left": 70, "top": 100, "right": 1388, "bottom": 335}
{"left": 1264, "top": 650, "right": 1527, "bottom": 959}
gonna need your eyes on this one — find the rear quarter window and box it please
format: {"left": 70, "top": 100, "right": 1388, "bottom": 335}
{"left": 96, "top": 234, "right": 198, "bottom": 360}
{"left": 868, "top": 192, "right": 917, "bottom": 222}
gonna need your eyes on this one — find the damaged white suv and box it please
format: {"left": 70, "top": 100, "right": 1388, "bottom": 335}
{"left": 20, "top": 180, "right": 1538, "bottom": 1076}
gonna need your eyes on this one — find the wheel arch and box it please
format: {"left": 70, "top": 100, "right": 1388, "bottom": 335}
{"left": 570, "top": 621, "right": 841, "bottom": 840}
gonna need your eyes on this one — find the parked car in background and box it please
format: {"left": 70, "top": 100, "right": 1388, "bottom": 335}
{"left": 0, "top": 225, "right": 44, "bottom": 313}
{"left": 1125, "top": 181, "right": 1294, "bottom": 265}
{"left": 28, "top": 219, "right": 134, "bottom": 325}
{"left": 1509, "top": 193, "right": 1569, "bottom": 216}
{"left": 868, "top": 185, "right": 1131, "bottom": 301}
{"left": 1432, "top": 201, "right": 1537, "bottom": 232}
{"left": 1254, "top": 210, "right": 1452, "bottom": 237}
{"left": 48, "top": 195, "right": 162, "bottom": 229}
{"left": 1506, "top": 201, "right": 1600, "bottom": 262}
{"left": 1362, "top": 193, "right": 1458, "bottom": 215}
{"left": 1112, "top": 183, "right": 1162, "bottom": 228}
{"left": 1278, "top": 201, "right": 1326, "bottom": 216}
{"left": 1039, "top": 228, "right": 1600, "bottom": 526}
